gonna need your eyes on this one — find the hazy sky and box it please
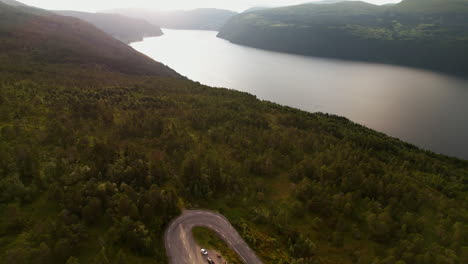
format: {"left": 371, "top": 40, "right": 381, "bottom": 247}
{"left": 20, "top": 0, "right": 401, "bottom": 12}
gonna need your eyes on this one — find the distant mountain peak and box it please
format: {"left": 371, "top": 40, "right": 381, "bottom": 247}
{"left": 0, "top": 0, "right": 26, "bottom": 6}
{"left": 103, "top": 8, "right": 238, "bottom": 31}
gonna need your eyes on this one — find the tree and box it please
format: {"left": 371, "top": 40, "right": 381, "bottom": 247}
{"left": 115, "top": 249, "right": 128, "bottom": 264}
{"left": 331, "top": 231, "right": 344, "bottom": 248}
{"left": 0, "top": 174, "right": 27, "bottom": 203}
{"left": 142, "top": 203, "right": 154, "bottom": 224}
{"left": 82, "top": 197, "right": 102, "bottom": 224}
{"left": 4, "top": 204, "right": 24, "bottom": 231}
{"left": 16, "top": 148, "right": 39, "bottom": 185}
{"left": 93, "top": 247, "right": 110, "bottom": 264}
{"left": 53, "top": 239, "right": 73, "bottom": 263}
{"left": 31, "top": 243, "right": 52, "bottom": 264}
{"left": 66, "top": 256, "right": 80, "bottom": 264}
{"left": 289, "top": 234, "right": 317, "bottom": 258}
{"left": 460, "top": 247, "right": 468, "bottom": 263}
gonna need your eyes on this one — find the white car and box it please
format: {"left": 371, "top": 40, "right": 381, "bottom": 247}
{"left": 201, "top": 248, "right": 208, "bottom": 256}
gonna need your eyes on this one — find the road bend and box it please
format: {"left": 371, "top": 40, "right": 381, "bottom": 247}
{"left": 164, "top": 210, "right": 263, "bottom": 264}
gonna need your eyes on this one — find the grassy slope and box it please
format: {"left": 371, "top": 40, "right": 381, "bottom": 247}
{"left": 217, "top": 0, "right": 468, "bottom": 77}
{"left": 55, "top": 11, "right": 163, "bottom": 44}
{"left": 1, "top": 2, "right": 468, "bottom": 264}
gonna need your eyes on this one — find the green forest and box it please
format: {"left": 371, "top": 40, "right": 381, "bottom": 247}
{"left": 217, "top": 0, "right": 468, "bottom": 77}
{"left": 1, "top": 2, "right": 468, "bottom": 264}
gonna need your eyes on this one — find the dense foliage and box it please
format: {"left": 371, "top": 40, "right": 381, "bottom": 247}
{"left": 193, "top": 227, "right": 243, "bottom": 263}
{"left": 1, "top": 3, "right": 468, "bottom": 264}
{"left": 55, "top": 11, "right": 163, "bottom": 44}
{"left": 217, "top": 0, "right": 468, "bottom": 77}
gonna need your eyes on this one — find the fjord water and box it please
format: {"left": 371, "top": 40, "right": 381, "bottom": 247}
{"left": 131, "top": 29, "right": 468, "bottom": 160}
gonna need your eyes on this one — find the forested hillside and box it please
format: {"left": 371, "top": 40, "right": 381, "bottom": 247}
{"left": 1, "top": 2, "right": 468, "bottom": 264}
{"left": 104, "top": 8, "right": 238, "bottom": 31}
{"left": 0, "top": 0, "right": 163, "bottom": 44}
{"left": 56, "top": 11, "right": 163, "bottom": 44}
{"left": 0, "top": 2, "right": 177, "bottom": 77}
{"left": 218, "top": 0, "right": 468, "bottom": 77}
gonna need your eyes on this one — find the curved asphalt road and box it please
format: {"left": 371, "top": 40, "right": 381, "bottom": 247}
{"left": 164, "top": 210, "right": 263, "bottom": 264}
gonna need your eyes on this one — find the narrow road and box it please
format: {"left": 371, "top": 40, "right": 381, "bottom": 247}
{"left": 164, "top": 210, "right": 263, "bottom": 264}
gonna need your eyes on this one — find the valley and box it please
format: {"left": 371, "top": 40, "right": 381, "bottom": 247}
{"left": 1, "top": 1, "right": 468, "bottom": 264}
{"left": 132, "top": 29, "right": 468, "bottom": 160}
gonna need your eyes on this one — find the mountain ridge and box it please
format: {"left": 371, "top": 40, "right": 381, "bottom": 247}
{"left": 217, "top": 0, "right": 468, "bottom": 77}
{"left": 103, "top": 8, "right": 238, "bottom": 30}
{"left": 55, "top": 10, "right": 163, "bottom": 44}
{"left": 0, "top": 0, "right": 163, "bottom": 44}
{"left": 0, "top": 2, "right": 178, "bottom": 77}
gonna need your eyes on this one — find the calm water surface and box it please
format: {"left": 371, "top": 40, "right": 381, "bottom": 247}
{"left": 132, "top": 29, "right": 468, "bottom": 160}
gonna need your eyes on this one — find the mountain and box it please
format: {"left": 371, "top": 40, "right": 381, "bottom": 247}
{"left": 308, "top": 0, "right": 350, "bottom": 4}
{"left": 394, "top": 0, "right": 468, "bottom": 13}
{"left": 0, "top": 2, "right": 177, "bottom": 76}
{"left": 0, "top": 0, "right": 49, "bottom": 15}
{"left": 243, "top": 2, "right": 348, "bottom": 14}
{"left": 1, "top": 2, "right": 468, "bottom": 264}
{"left": 218, "top": 0, "right": 468, "bottom": 77}
{"left": 243, "top": 7, "right": 271, "bottom": 13}
{"left": 103, "top": 8, "right": 238, "bottom": 31}
{"left": 55, "top": 11, "right": 163, "bottom": 43}
{"left": 243, "top": 1, "right": 348, "bottom": 14}
{"left": 0, "top": 0, "right": 26, "bottom": 6}
{"left": 0, "top": 0, "right": 162, "bottom": 43}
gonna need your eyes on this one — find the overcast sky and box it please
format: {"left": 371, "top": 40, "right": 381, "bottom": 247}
{"left": 20, "top": 0, "right": 401, "bottom": 12}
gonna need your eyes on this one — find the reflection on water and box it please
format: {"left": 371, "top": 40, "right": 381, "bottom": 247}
{"left": 132, "top": 29, "right": 468, "bottom": 160}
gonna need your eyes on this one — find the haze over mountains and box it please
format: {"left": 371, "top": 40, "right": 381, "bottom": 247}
{"left": 103, "top": 8, "right": 238, "bottom": 31}
{"left": 218, "top": 0, "right": 468, "bottom": 77}
{"left": 243, "top": 7, "right": 272, "bottom": 13}
{"left": 1, "top": 0, "right": 25, "bottom": 6}
{"left": 56, "top": 11, "right": 163, "bottom": 43}
{"left": 15, "top": 0, "right": 401, "bottom": 13}
{"left": 0, "top": 0, "right": 164, "bottom": 44}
